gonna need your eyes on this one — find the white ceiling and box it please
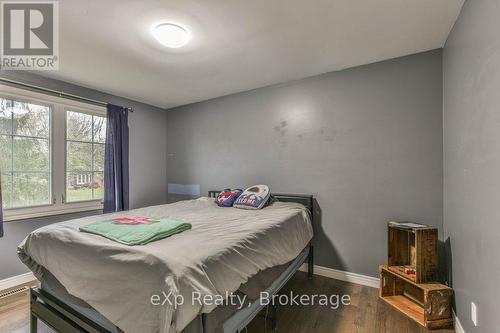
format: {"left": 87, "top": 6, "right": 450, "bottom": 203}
{"left": 40, "top": 0, "right": 464, "bottom": 109}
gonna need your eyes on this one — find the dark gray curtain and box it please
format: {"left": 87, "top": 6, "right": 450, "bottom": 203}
{"left": 0, "top": 173, "right": 3, "bottom": 237}
{"left": 103, "top": 104, "right": 129, "bottom": 213}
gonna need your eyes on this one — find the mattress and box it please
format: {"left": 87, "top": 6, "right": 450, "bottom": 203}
{"left": 40, "top": 257, "right": 296, "bottom": 333}
{"left": 18, "top": 197, "right": 313, "bottom": 333}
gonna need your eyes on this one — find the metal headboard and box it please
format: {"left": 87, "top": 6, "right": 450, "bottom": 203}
{"left": 208, "top": 190, "right": 314, "bottom": 221}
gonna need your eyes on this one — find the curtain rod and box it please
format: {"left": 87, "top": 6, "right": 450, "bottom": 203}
{"left": 0, "top": 77, "right": 133, "bottom": 112}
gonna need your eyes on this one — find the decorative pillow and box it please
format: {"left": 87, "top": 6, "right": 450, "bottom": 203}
{"left": 215, "top": 188, "right": 243, "bottom": 207}
{"left": 233, "top": 185, "right": 271, "bottom": 210}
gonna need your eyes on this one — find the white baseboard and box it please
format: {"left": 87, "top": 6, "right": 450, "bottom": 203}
{"left": 0, "top": 272, "right": 36, "bottom": 292}
{"left": 453, "top": 310, "right": 466, "bottom": 333}
{"left": 3, "top": 266, "right": 380, "bottom": 291}
{"left": 299, "top": 264, "right": 380, "bottom": 289}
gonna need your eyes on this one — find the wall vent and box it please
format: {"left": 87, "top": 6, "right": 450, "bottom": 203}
{"left": 0, "top": 286, "right": 29, "bottom": 300}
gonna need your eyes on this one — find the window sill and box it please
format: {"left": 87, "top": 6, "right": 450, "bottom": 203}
{"left": 3, "top": 204, "right": 103, "bottom": 222}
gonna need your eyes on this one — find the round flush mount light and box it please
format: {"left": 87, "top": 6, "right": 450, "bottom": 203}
{"left": 152, "top": 23, "right": 191, "bottom": 48}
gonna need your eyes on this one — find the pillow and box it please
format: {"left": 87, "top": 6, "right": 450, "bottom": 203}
{"left": 215, "top": 188, "right": 243, "bottom": 207}
{"left": 233, "top": 185, "right": 271, "bottom": 210}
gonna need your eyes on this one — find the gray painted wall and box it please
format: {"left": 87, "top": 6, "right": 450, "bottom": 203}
{"left": 443, "top": 1, "right": 500, "bottom": 332}
{"left": 0, "top": 72, "right": 168, "bottom": 279}
{"left": 0, "top": 211, "right": 100, "bottom": 280}
{"left": 166, "top": 50, "right": 443, "bottom": 277}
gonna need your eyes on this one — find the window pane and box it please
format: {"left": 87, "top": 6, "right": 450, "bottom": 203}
{"left": 13, "top": 137, "right": 50, "bottom": 171}
{"left": 12, "top": 101, "right": 50, "bottom": 138}
{"left": 93, "top": 144, "right": 105, "bottom": 171}
{"left": 1, "top": 97, "right": 52, "bottom": 209}
{"left": 0, "top": 135, "right": 12, "bottom": 171}
{"left": 67, "top": 111, "right": 92, "bottom": 141}
{"left": 0, "top": 99, "right": 12, "bottom": 135}
{"left": 66, "top": 110, "right": 106, "bottom": 202}
{"left": 93, "top": 116, "right": 107, "bottom": 143}
{"left": 93, "top": 172, "right": 104, "bottom": 200}
{"left": 12, "top": 172, "right": 50, "bottom": 207}
{"left": 1, "top": 172, "right": 11, "bottom": 208}
{"left": 67, "top": 141, "right": 92, "bottom": 171}
{"left": 66, "top": 173, "right": 93, "bottom": 202}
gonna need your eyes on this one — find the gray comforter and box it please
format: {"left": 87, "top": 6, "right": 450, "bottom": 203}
{"left": 18, "top": 197, "right": 313, "bottom": 333}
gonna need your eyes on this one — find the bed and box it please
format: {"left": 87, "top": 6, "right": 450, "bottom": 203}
{"left": 18, "top": 192, "right": 315, "bottom": 333}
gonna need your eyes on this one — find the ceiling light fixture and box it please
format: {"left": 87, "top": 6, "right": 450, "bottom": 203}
{"left": 152, "top": 23, "right": 191, "bottom": 48}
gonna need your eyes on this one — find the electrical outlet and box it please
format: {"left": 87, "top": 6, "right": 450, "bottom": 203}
{"left": 471, "top": 302, "right": 478, "bottom": 326}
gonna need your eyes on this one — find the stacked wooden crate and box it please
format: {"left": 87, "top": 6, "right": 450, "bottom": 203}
{"left": 379, "top": 222, "right": 453, "bottom": 330}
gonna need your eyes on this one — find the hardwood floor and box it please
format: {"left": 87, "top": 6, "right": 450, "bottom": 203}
{"left": 247, "top": 273, "right": 455, "bottom": 333}
{"left": 0, "top": 272, "right": 455, "bottom": 333}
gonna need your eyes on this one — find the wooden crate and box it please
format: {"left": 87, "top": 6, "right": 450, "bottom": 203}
{"left": 387, "top": 222, "right": 438, "bottom": 283}
{"left": 379, "top": 265, "right": 453, "bottom": 329}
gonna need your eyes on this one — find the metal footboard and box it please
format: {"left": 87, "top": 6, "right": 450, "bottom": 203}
{"left": 30, "top": 288, "right": 115, "bottom": 333}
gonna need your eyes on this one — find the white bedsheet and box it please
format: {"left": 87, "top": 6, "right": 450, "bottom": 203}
{"left": 18, "top": 197, "right": 313, "bottom": 333}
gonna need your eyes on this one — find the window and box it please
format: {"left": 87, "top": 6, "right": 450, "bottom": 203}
{"left": 0, "top": 85, "right": 106, "bottom": 221}
{"left": 66, "top": 111, "right": 106, "bottom": 202}
{"left": 0, "top": 99, "right": 51, "bottom": 208}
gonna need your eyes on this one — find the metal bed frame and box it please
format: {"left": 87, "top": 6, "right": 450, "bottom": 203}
{"left": 29, "top": 192, "right": 315, "bottom": 333}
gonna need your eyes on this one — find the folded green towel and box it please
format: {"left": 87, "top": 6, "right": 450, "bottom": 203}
{"left": 79, "top": 216, "right": 191, "bottom": 245}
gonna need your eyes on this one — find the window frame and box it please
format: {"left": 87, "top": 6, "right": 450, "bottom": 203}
{"left": 0, "top": 84, "right": 106, "bottom": 222}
